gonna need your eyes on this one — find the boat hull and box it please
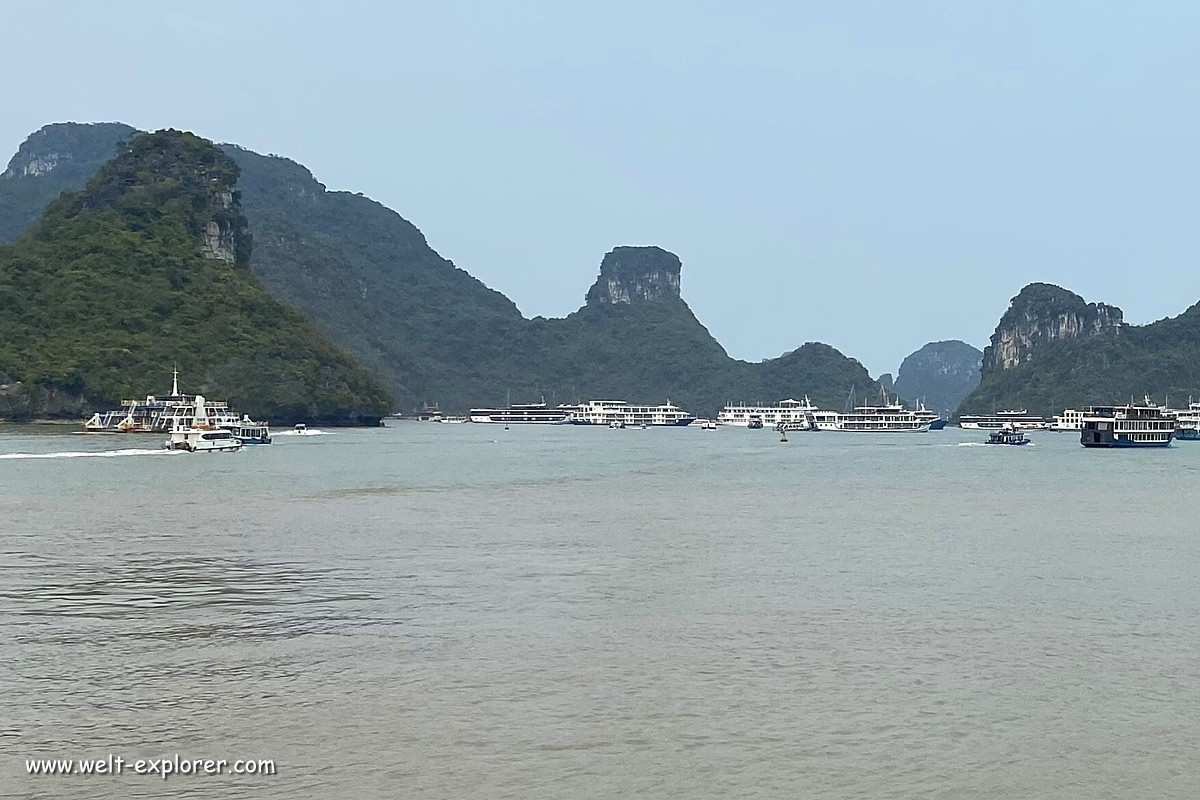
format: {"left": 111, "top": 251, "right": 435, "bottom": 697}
{"left": 1081, "top": 439, "right": 1173, "bottom": 448}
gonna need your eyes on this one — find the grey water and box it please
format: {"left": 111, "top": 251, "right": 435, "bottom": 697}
{"left": 2, "top": 424, "right": 1199, "bottom": 798}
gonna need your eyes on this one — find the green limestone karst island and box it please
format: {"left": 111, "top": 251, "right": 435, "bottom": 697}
{"left": 0, "top": 123, "right": 880, "bottom": 417}
{"left": 0, "top": 130, "right": 392, "bottom": 423}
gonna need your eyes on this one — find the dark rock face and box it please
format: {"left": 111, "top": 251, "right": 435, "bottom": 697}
{"left": 585, "top": 246, "right": 682, "bottom": 305}
{"left": 981, "top": 283, "right": 1123, "bottom": 373}
{"left": 0, "top": 122, "right": 137, "bottom": 242}
{"left": 877, "top": 373, "right": 894, "bottom": 391}
{"left": 2, "top": 121, "right": 136, "bottom": 179}
{"left": 893, "top": 340, "right": 983, "bottom": 418}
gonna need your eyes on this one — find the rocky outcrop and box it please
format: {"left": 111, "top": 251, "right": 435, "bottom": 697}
{"left": 981, "top": 283, "right": 1123, "bottom": 373}
{"left": 2, "top": 122, "right": 135, "bottom": 180}
{"left": 894, "top": 340, "right": 983, "bottom": 417}
{"left": 585, "top": 246, "right": 682, "bottom": 304}
{"left": 200, "top": 189, "right": 238, "bottom": 264}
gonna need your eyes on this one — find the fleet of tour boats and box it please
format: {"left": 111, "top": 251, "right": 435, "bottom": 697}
{"left": 80, "top": 372, "right": 1200, "bottom": 450}
{"left": 82, "top": 370, "right": 271, "bottom": 452}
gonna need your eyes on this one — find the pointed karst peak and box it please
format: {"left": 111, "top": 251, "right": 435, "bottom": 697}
{"left": 585, "top": 245, "right": 682, "bottom": 305}
{"left": 38, "top": 129, "right": 251, "bottom": 268}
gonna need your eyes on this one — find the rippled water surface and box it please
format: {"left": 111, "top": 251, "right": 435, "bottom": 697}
{"left": 3, "top": 423, "right": 1200, "bottom": 798}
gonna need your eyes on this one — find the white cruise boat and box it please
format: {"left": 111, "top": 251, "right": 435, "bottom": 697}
{"left": 469, "top": 401, "right": 570, "bottom": 424}
{"left": 1081, "top": 404, "right": 1175, "bottom": 448}
{"left": 569, "top": 399, "right": 695, "bottom": 427}
{"left": 810, "top": 401, "right": 929, "bottom": 433}
{"left": 959, "top": 410, "right": 1047, "bottom": 430}
{"left": 716, "top": 397, "right": 817, "bottom": 430}
{"left": 164, "top": 396, "right": 243, "bottom": 452}
{"left": 1048, "top": 409, "right": 1084, "bottom": 431}
{"left": 1173, "top": 402, "right": 1200, "bottom": 441}
{"left": 84, "top": 369, "right": 242, "bottom": 433}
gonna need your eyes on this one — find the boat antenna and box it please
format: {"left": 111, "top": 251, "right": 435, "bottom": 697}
{"left": 171, "top": 363, "right": 179, "bottom": 397}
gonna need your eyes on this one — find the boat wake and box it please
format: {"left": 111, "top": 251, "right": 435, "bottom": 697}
{"left": 956, "top": 442, "right": 1035, "bottom": 448}
{"left": 275, "top": 429, "right": 332, "bottom": 436}
{"left": 0, "top": 448, "right": 184, "bottom": 460}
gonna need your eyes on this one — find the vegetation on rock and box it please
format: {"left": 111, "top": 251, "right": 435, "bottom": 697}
{"left": 0, "top": 130, "right": 392, "bottom": 423}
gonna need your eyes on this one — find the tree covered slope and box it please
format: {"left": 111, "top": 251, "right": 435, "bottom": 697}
{"left": 0, "top": 130, "right": 392, "bottom": 423}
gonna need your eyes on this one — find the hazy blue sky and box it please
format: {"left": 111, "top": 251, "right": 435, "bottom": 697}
{"left": 4, "top": 2, "right": 1199, "bottom": 376}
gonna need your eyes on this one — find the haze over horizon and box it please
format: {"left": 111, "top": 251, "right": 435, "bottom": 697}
{"left": 4, "top": 1, "right": 1199, "bottom": 377}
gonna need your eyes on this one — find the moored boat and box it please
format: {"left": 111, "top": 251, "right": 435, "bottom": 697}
{"left": 810, "top": 391, "right": 928, "bottom": 433}
{"left": 470, "top": 401, "right": 570, "bottom": 424}
{"left": 717, "top": 397, "right": 816, "bottom": 429}
{"left": 1172, "top": 402, "right": 1200, "bottom": 440}
{"left": 1080, "top": 404, "right": 1174, "bottom": 448}
{"left": 569, "top": 399, "right": 695, "bottom": 427}
{"left": 1048, "top": 409, "right": 1084, "bottom": 431}
{"left": 959, "top": 410, "right": 1047, "bottom": 430}
{"left": 913, "top": 401, "right": 947, "bottom": 430}
{"left": 83, "top": 369, "right": 246, "bottom": 433}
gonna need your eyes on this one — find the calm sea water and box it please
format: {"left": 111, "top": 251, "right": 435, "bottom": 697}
{"left": 2, "top": 423, "right": 1199, "bottom": 798}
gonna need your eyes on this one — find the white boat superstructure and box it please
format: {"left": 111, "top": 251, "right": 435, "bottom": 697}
{"left": 716, "top": 397, "right": 817, "bottom": 430}
{"left": 569, "top": 399, "right": 695, "bottom": 427}
{"left": 959, "top": 410, "right": 1047, "bottom": 430}
{"left": 815, "top": 402, "right": 929, "bottom": 433}
{"left": 1174, "top": 402, "right": 1200, "bottom": 439}
{"left": 163, "top": 395, "right": 243, "bottom": 452}
{"left": 1048, "top": 409, "right": 1084, "bottom": 431}
{"left": 84, "top": 369, "right": 243, "bottom": 433}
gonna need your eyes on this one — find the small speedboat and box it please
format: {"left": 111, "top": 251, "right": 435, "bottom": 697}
{"left": 294, "top": 423, "right": 308, "bottom": 435}
{"left": 699, "top": 419, "right": 718, "bottom": 431}
{"left": 985, "top": 426, "right": 1029, "bottom": 446}
{"left": 609, "top": 420, "right": 626, "bottom": 429}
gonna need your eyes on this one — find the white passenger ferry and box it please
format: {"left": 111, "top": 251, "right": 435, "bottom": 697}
{"left": 163, "top": 396, "right": 243, "bottom": 452}
{"left": 810, "top": 401, "right": 929, "bottom": 433}
{"left": 959, "top": 410, "right": 1047, "bottom": 430}
{"left": 83, "top": 369, "right": 248, "bottom": 433}
{"left": 469, "top": 401, "right": 570, "bottom": 424}
{"left": 569, "top": 399, "right": 695, "bottom": 427}
{"left": 716, "top": 398, "right": 817, "bottom": 430}
{"left": 1172, "top": 402, "right": 1200, "bottom": 441}
{"left": 1048, "top": 409, "right": 1084, "bottom": 431}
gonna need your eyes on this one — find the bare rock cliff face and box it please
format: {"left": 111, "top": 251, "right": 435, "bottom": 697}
{"left": 585, "top": 246, "right": 682, "bottom": 305}
{"left": 200, "top": 189, "right": 239, "bottom": 264}
{"left": 981, "top": 283, "right": 1123, "bottom": 373}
